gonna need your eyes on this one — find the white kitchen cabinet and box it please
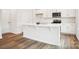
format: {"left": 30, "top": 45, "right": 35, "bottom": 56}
{"left": 33, "top": 9, "right": 76, "bottom": 18}
{"left": 0, "top": 9, "right": 33, "bottom": 34}
{"left": 43, "top": 9, "right": 53, "bottom": 18}
{"left": 0, "top": 9, "right": 18, "bottom": 34}
{"left": 76, "top": 10, "right": 79, "bottom": 40}
{"left": 67, "top": 10, "right": 76, "bottom": 17}
{"left": 61, "top": 23, "right": 76, "bottom": 34}
{"left": 8, "top": 10, "right": 19, "bottom": 34}
{"left": 0, "top": 10, "right": 2, "bottom": 39}
{"left": 23, "top": 24, "right": 61, "bottom": 46}
{"left": 16, "top": 10, "right": 33, "bottom": 33}
{"left": 60, "top": 9, "right": 76, "bottom": 34}
{"left": 1, "top": 10, "right": 11, "bottom": 33}
{"left": 61, "top": 18, "right": 75, "bottom": 23}
{"left": 54, "top": 9, "right": 75, "bottom": 17}
{"left": 16, "top": 9, "right": 33, "bottom": 25}
{"left": 0, "top": 10, "right": 21, "bottom": 34}
{"left": 33, "top": 9, "right": 53, "bottom": 18}
{"left": 61, "top": 9, "right": 76, "bottom": 17}
{"left": 0, "top": 25, "right": 2, "bottom": 39}
{"left": 33, "top": 9, "right": 62, "bottom": 18}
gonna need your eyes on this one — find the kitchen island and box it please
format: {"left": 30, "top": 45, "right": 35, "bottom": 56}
{"left": 22, "top": 23, "right": 61, "bottom": 46}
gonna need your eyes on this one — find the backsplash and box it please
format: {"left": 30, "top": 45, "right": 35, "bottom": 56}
{"left": 32, "top": 18, "right": 53, "bottom": 24}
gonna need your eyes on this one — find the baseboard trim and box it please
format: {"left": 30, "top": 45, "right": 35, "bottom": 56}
{"left": 61, "top": 33, "right": 76, "bottom": 36}
{"left": 2, "top": 32, "right": 15, "bottom": 35}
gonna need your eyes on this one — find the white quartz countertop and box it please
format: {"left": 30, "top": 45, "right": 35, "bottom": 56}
{"left": 22, "top": 23, "right": 61, "bottom": 27}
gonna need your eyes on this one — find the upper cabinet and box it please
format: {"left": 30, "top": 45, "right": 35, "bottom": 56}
{"left": 33, "top": 9, "right": 53, "bottom": 18}
{"left": 76, "top": 10, "right": 79, "bottom": 28}
{"left": 16, "top": 9, "right": 33, "bottom": 24}
{"left": 33, "top": 9, "right": 76, "bottom": 18}
{"left": 61, "top": 9, "right": 76, "bottom": 17}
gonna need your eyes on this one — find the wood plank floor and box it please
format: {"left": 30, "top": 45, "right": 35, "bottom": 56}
{"left": 0, "top": 33, "right": 79, "bottom": 49}
{"left": 60, "top": 34, "right": 78, "bottom": 49}
{"left": 0, "top": 33, "right": 58, "bottom": 49}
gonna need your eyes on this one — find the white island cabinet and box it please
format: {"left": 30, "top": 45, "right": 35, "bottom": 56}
{"left": 23, "top": 24, "right": 61, "bottom": 46}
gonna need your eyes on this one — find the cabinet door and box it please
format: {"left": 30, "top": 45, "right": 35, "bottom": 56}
{"left": 33, "top": 9, "right": 53, "bottom": 18}
{"left": 23, "top": 25, "right": 60, "bottom": 46}
{"left": 33, "top": 9, "right": 44, "bottom": 18}
{"left": 67, "top": 9, "right": 75, "bottom": 17}
{"left": 43, "top": 9, "right": 53, "bottom": 18}
{"left": 61, "top": 9, "right": 75, "bottom": 17}
{"left": 9, "top": 10, "right": 18, "bottom": 33}
{"left": 1, "top": 10, "right": 10, "bottom": 33}
{"left": 61, "top": 23, "right": 76, "bottom": 34}
{"left": 61, "top": 10, "right": 67, "bottom": 17}
{"left": 76, "top": 10, "right": 79, "bottom": 40}
{"left": 0, "top": 26, "right": 2, "bottom": 39}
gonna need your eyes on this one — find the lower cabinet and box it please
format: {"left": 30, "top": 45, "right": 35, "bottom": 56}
{"left": 76, "top": 10, "right": 79, "bottom": 40}
{"left": 23, "top": 25, "right": 61, "bottom": 46}
{"left": 0, "top": 26, "right": 2, "bottom": 39}
{"left": 76, "top": 29, "right": 79, "bottom": 40}
{"left": 61, "top": 23, "right": 76, "bottom": 34}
